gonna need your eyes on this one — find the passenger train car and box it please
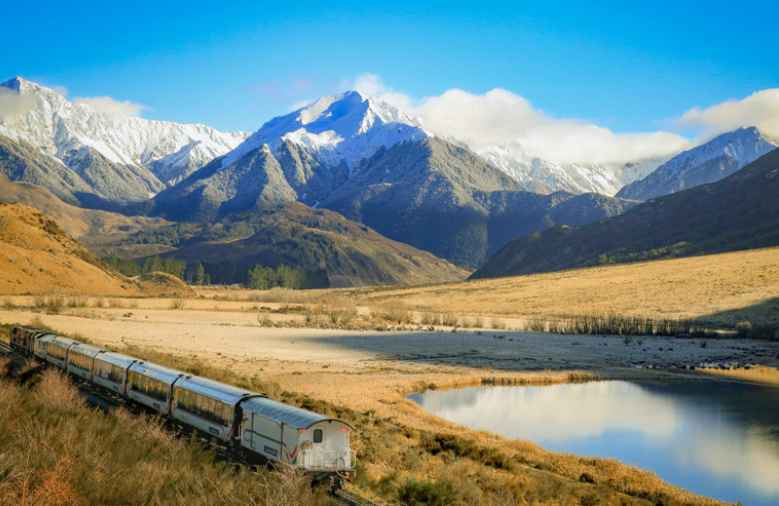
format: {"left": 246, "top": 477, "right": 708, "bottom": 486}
{"left": 9, "top": 326, "right": 353, "bottom": 485}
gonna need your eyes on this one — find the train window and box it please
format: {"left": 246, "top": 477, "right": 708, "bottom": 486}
{"left": 313, "top": 429, "right": 323, "bottom": 443}
{"left": 69, "top": 352, "right": 91, "bottom": 371}
{"left": 48, "top": 344, "right": 67, "bottom": 360}
{"left": 108, "top": 365, "right": 125, "bottom": 383}
{"left": 128, "top": 372, "right": 168, "bottom": 402}
{"left": 175, "top": 388, "right": 230, "bottom": 426}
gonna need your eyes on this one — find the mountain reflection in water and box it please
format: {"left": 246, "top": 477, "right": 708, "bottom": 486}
{"left": 410, "top": 380, "right": 779, "bottom": 505}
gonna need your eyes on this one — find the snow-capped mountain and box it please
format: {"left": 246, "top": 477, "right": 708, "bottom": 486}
{"left": 478, "top": 142, "right": 667, "bottom": 196}
{"left": 222, "top": 89, "right": 661, "bottom": 197}
{"left": 223, "top": 90, "right": 427, "bottom": 169}
{"left": 0, "top": 77, "right": 247, "bottom": 191}
{"left": 617, "top": 127, "right": 778, "bottom": 201}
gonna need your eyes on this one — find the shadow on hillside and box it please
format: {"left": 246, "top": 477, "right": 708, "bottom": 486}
{"left": 693, "top": 296, "right": 779, "bottom": 337}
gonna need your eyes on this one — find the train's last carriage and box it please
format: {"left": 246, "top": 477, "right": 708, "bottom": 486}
{"left": 66, "top": 343, "right": 105, "bottom": 381}
{"left": 126, "top": 361, "right": 183, "bottom": 415}
{"left": 172, "top": 376, "right": 258, "bottom": 441}
{"left": 92, "top": 352, "right": 136, "bottom": 395}
{"left": 44, "top": 336, "right": 80, "bottom": 369}
{"left": 240, "top": 397, "right": 352, "bottom": 473}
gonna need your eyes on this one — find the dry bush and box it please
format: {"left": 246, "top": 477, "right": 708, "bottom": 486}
{"left": 107, "top": 298, "right": 127, "bottom": 309}
{"left": 169, "top": 298, "right": 186, "bottom": 310}
{"left": 65, "top": 296, "right": 88, "bottom": 308}
{"left": 377, "top": 305, "right": 414, "bottom": 325}
{"left": 420, "top": 313, "right": 438, "bottom": 326}
{"left": 257, "top": 315, "right": 274, "bottom": 327}
{"left": 440, "top": 313, "right": 459, "bottom": 327}
{"left": 490, "top": 318, "right": 508, "bottom": 330}
{"left": 33, "top": 296, "right": 65, "bottom": 314}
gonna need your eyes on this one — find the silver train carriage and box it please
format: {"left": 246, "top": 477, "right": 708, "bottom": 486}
{"left": 10, "top": 327, "right": 354, "bottom": 478}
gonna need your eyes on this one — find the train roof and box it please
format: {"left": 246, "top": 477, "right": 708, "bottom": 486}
{"left": 94, "top": 351, "right": 138, "bottom": 368}
{"left": 174, "top": 375, "right": 258, "bottom": 406}
{"left": 69, "top": 342, "right": 105, "bottom": 358}
{"left": 50, "top": 336, "right": 82, "bottom": 348}
{"left": 241, "top": 396, "right": 352, "bottom": 430}
{"left": 128, "top": 361, "right": 185, "bottom": 384}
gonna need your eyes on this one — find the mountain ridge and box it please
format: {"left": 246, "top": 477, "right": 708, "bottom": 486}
{"left": 617, "top": 127, "right": 777, "bottom": 201}
{"left": 0, "top": 76, "right": 247, "bottom": 199}
{"left": 472, "top": 147, "right": 779, "bottom": 279}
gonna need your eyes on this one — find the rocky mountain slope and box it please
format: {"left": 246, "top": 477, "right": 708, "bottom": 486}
{"left": 617, "top": 127, "right": 777, "bottom": 201}
{"left": 153, "top": 92, "right": 635, "bottom": 267}
{"left": 322, "top": 137, "right": 634, "bottom": 266}
{"left": 157, "top": 203, "right": 468, "bottom": 287}
{"left": 0, "top": 77, "right": 246, "bottom": 203}
{"left": 472, "top": 148, "right": 779, "bottom": 279}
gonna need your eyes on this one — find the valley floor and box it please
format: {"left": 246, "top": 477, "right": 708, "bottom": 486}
{"left": 3, "top": 298, "right": 779, "bottom": 505}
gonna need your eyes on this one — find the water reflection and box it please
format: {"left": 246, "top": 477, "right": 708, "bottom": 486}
{"left": 410, "top": 380, "right": 779, "bottom": 505}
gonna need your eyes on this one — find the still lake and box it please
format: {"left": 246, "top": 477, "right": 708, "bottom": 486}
{"left": 410, "top": 380, "right": 779, "bottom": 505}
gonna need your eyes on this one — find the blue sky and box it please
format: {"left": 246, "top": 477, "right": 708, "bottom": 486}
{"left": 2, "top": 1, "right": 777, "bottom": 135}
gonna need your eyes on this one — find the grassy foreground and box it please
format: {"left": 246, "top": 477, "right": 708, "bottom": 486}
{"left": 0, "top": 365, "right": 328, "bottom": 506}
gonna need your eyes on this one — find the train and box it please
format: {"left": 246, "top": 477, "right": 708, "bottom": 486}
{"left": 9, "top": 326, "right": 354, "bottom": 486}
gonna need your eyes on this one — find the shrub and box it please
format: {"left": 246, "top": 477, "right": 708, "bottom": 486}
{"left": 33, "top": 295, "right": 65, "bottom": 314}
{"left": 398, "top": 478, "right": 460, "bottom": 506}
{"left": 420, "top": 433, "right": 513, "bottom": 471}
{"left": 170, "top": 298, "right": 186, "bottom": 310}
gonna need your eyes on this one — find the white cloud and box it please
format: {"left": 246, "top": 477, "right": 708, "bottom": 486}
{"left": 678, "top": 89, "right": 779, "bottom": 140}
{"left": 74, "top": 96, "right": 145, "bottom": 117}
{"left": 347, "top": 74, "right": 690, "bottom": 166}
{"left": 351, "top": 73, "right": 415, "bottom": 111}
{"left": 0, "top": 88, "right": 36, "bottom": 120}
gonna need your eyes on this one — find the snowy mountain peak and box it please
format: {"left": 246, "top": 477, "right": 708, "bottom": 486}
{"left": 0, "top": 76, "right": 247, "bottom": 187}
{"left": 616, "top": 126, "right": 777, "bottom": 201}
{"left": 223, "top": 89, "right": 427, "bottom": 168}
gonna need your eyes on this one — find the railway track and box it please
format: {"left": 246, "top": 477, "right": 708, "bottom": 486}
{"left": 334, "top": 488, "right": 376, "bottom": 506}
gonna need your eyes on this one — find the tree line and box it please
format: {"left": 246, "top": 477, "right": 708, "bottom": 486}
{"left": 103, "top": 256, "right": 211, "bottom": 285}
{"left": 103, "top": 256, "right": 323, "bottom": 289}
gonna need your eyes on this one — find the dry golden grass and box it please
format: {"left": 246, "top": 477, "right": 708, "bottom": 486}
{"left": 0, "top": 203, "right": 192, "bottom": 298}
{"left": 188, "top": 248, "right": 779, "bottom": 338}
{"left": 0, "top": 203, "right": 134, "bottom": 296}
{"left": 0, "top": 369, "right": 327, "bottom": 506}
{"left": 699, "top": 365, "right": 779, "bottom": 386}
{"left": 344, "top": 247, "right": 779, "bottom": 328}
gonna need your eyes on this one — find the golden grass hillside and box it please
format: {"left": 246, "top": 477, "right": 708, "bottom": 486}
{"left": 0, "top": 203, "right": 192, "bottom": 297}
{"left": 202, "top": 247, "right": 779, "bottom": 335}
{"left": 346, "top": 246, "right": 779, "bottom": 328}
{"left": 0, "top": 174, "right": 174, "bottom": 258}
